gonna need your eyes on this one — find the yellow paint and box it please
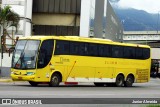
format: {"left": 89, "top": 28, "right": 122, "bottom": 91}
{"left": 11, "top": 36, "right": 151, "bottom": 84}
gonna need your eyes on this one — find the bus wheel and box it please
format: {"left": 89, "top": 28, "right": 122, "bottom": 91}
{"left": 29, "top": 81, "right": 38, "bottom": 86}
{"left": 124, "top": 75, "right": 134, "bottom": 87}
{"left": 94, "top": 83, "right": 105, "bottom": 87}
{"left": 115, "top": 74, "right": 124, "bottom": 87}
{"left": 49, "top": 74, "right": 61, "bottom": 87}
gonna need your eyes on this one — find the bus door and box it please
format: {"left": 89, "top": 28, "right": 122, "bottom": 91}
{"left": 36, "top": 40, "right": 54, "bottom": 82}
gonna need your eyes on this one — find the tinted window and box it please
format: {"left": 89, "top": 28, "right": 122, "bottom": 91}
{"left": 37, "top": 40, "right": 54, "bottom": 68}
{"left": 124, "top": 47, "right": 135, "bottom": 59}
{"left": 79, "top": 42, "right": 89, "bottom": 56}
{"left": 136, "top": 48, "right": 143, "bottom": 59}
{"left": 98, "top": 44, "right": 111, "bottom": 57}
{"left": 84, "top": 43, "right": 89, "bottom": 56}
{"left": 70, "top": 41, "right": 80, "bottom": 55}
{"left": 79, "top": 42, "right": 85, "bottom": 55}
{"left": 112, "top": 46, "right": 123, "bottom": 58}
{"left": 55, "top": 40, "right": 70, "bottom": 55}
{"left": 143, "top": 48, "right": 150, "bottom": 59}
{"left": 53, "top": 40, "right": 150, "bottom": 60}
{"left": 88, "top": 43, "right": 98, "bottom": 56}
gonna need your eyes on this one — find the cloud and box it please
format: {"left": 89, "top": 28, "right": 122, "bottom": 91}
{"left": 109, "top": 0, "right": 120, "bottom": 3}
{"left": 115, "top": 0, "right": 160, "bottom": 13}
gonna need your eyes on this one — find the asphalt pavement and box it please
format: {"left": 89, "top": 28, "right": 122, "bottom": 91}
{"left": 0, "top": 77, "right": 160, "bottom": 107}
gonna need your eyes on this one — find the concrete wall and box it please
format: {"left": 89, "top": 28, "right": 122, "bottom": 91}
{"left": 151, "top": 48, "right": 160, "bottom": 59}
{"left": 79, "top": 0, "right": 92, "bottom": 37}
{"left": 0, "top": 53, "right": 12, "bottom": 77}
{"left": 32, "top": 0, "right": 81, "bottom": 36}
{"left": 32, "top": 13, "right": 80, "bottom": 26}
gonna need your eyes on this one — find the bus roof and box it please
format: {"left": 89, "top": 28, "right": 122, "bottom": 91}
{"left": 19, "top": 36, "right": 150, "bottom": 48}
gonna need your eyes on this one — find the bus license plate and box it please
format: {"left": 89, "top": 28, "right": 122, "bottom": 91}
{"left": 18, "top": 77, "right": 22, "bottom": 80}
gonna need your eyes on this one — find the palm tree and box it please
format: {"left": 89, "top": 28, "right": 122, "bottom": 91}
{"left": 0, "top": 5, "right": 20, "bottom": 76}
{"left": 0, "top": 5, "right": 20, "bottom": 53}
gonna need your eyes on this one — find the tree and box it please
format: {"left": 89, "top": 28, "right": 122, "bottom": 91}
{"left": 0, "top": 5, "right": 20, "bottom": 53}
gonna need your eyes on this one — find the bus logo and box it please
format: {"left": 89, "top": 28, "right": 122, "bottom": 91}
{"left": 2, "top": 99, "right": 11, "bottom": 105}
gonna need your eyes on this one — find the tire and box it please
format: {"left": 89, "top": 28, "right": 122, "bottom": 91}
{"left": 115, "top": 75, "right": 124, "bottom": 87}
{"left": 49, "top": 74, "right": 61, "bottom": 87}
{"left": 124, "top": 75, "right": 134, "bottom": 87}
{"left": 94, "top": 83, "right": 105, "bottom": 87}
{"left": 29, "top": 81, "right": 38, "bottom": 86}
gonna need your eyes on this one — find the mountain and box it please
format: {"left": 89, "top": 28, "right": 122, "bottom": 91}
{"left": 113, "top": 7, "right": 159, "bottom": 31}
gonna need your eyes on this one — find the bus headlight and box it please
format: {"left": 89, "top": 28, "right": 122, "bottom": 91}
{"left": 27, "top": 72, "right": 35, "bottom": 76}
{"left": 11, "top": 72, "right": 14, "bottom": 74}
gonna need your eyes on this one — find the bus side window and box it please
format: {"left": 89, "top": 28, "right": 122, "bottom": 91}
{"left": 88, "top": 43, "right": 98, "bottom": 56}
{"left": 79, "top": 43, "right": 85, "bottom": 56}
{"left": 112, "top": 46, "right": 123, "bottom": 58}
{"left": 143, "top": 48, "right": 150, "bottom": 59}
{"left": 136, "top": 48, "right": 143, "bottom": 59}
{"left": 70, "top": 41, "right": 80, "bottom": 55}
{"left": 37, "top": 40, "right": 54, "bottom": 68}
{"left": 79, "top": 42, "right": 89, "bottom": 56}
{"left": 84, "top": 43, "right": 89, "bottom": 56}
{"left": 55, "top": 40, "right": 70, "bottom": 55}
{"left": 124, "top": 47, "right": 135, "bottom": 59}
{"left": 38, "top": 50, "right": 46, "bottom": 65}
{"left": 98, "top": 44, "right": 111, "bottom": 57}
{"left": 98, "top": 45, "right": 104, "bottom": 57}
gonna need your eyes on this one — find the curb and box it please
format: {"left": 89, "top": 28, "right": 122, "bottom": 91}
{"left": 0, "top": 79, "right": 13, "bottom": 82}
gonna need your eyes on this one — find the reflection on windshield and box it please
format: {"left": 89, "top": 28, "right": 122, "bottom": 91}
{"left": 12, "top": 40, "right": 40, "bottom": 69}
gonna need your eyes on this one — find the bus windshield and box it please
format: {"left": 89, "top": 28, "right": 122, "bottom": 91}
{"left": 12, "top": 40, "right": 40, "bottom": 69}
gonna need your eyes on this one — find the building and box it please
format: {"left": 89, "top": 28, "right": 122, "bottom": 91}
{"left": 2, "top": 0, "right": 123, "bottom": 39}
{"left": 32, "top": 0, "right": 81, "bottom": 36}
{"left": 1, "top": 0, "right": 123, "bottom": 77}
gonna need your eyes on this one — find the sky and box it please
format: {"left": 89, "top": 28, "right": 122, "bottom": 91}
{"left": 114, "top": 0, "right": 160, "bottom": 14}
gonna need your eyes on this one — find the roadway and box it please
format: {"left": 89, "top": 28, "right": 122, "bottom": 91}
{"left": 0, "top": 78, "right": 160, "bottom": 107}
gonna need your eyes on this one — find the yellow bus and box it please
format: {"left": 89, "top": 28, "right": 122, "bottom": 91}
{"left": 11, "top": 36, "right": 151, "bottom": 87}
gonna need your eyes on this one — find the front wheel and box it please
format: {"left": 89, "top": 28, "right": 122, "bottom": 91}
{"left": 49, "top": 74, "right": 61, "bottom": 87}
{"left": 29, "top": 81, "right": 38, "bottom": 86}
{"left": 115, "top": 75, "right": 124, "bottom": 87}
{"left": 124, "top": 75, "right": 134, "bottom": 87}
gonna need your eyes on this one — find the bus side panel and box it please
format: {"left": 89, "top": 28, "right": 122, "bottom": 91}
{"left": 94, "top": 67, "right": 115, "bottom": 82}
{"left": 135, "top": 59, "right": 151, "bottom": 83}
{"left": 66, "top": 66, "right": 95, "bottom": 82}
{"left": 35, "top": 67, "right": 50, "bottom": 82}
{"left": 113, "top": 68, "right": 136, "bottom": 81}
{"left": 135, "top": 69, "right": 150, "bottom": 83}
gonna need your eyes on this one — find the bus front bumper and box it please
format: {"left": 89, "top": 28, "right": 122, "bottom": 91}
{"left": 11, "top": 74, "right": 35, "bottom": 81}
